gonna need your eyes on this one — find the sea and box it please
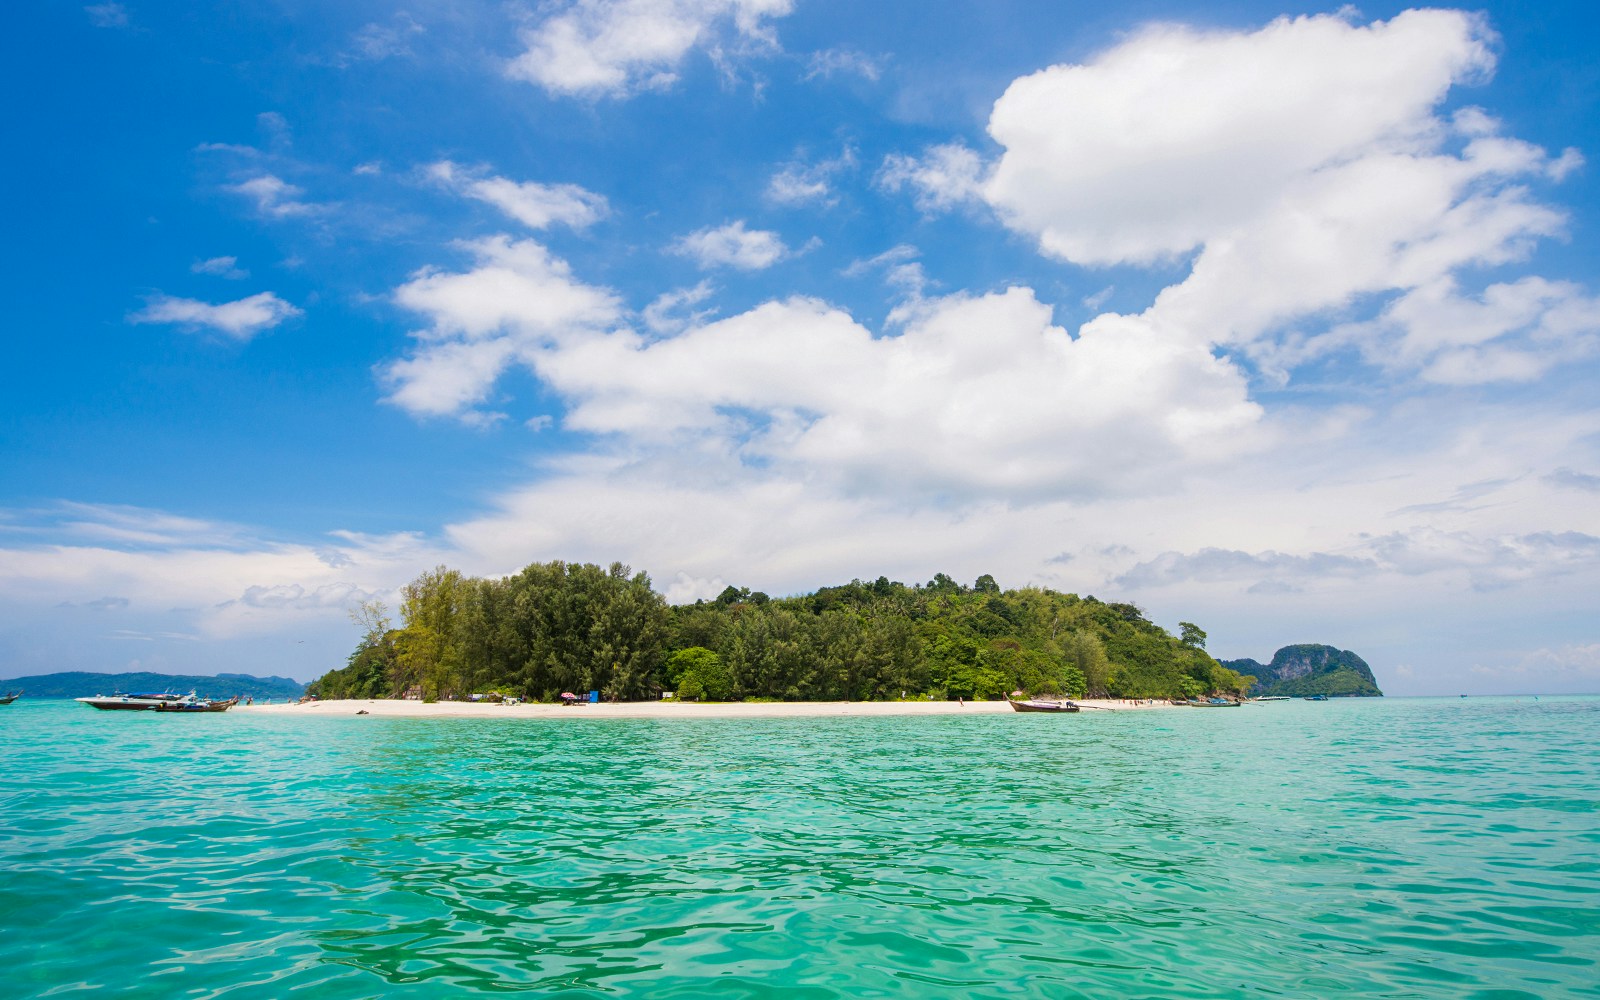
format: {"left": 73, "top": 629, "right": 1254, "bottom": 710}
{"left": 3, "top": 696, "right": 1597, "bottom": 999}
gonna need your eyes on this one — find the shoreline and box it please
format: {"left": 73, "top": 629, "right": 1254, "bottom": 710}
{"left": 235, "top": 697, "right": 1174, "bottom": 720}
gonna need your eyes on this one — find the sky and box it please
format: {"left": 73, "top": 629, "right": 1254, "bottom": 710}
{"left": 3, "top": 1, "right": 1599, "bottom": 694}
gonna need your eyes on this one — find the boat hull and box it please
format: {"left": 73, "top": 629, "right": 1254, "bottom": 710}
{"left": 75, "top": 693, "right": 194, "bottom": 711}
{"left": 153, "top": 698, "right": 237, "bottom": 713}
{"left": 1008, "top": 699, "right": 1080, "bottom": 713}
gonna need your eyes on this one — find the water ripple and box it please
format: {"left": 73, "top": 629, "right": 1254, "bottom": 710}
{"left": 4, "top": 698, "right": 1599, "bottom": 997}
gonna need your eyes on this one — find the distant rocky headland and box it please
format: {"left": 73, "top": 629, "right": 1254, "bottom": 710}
{"left": 1, "top": 671, "right": 306, "bottom": 701}
{"left": 1219, "top": 644, "right": 1383, "bottom": 697}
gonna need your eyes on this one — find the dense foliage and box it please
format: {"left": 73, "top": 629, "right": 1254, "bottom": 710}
{"left": 308, "top": 562, "right": 1255, "bottom": 702}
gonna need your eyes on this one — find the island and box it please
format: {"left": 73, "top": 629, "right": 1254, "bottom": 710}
{"left": 306, "top": 560, "right": 1363, "bottom": 705}
{"left": 1219, "top": 644, "right": 1384, "bottom": 697}
{"left": 0, "top": 670, "right": 305, "bottom": 702}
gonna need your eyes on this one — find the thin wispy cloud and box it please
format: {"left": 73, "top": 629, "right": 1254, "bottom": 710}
{"left": 129, "top": 292, "right": 301, "bottom": 341}
{"left": 191, "top": 256, "right": 248, "bottom": 279}
{"left": 227, "top": 174, "right": 320, "bottom": 219}
{"left": 430, "top": 161, "right": 609, "bottom": 230}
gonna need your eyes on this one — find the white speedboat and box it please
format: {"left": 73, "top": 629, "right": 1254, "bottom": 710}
{"left": 75, "top": 691, "right": 196, "bottom": 711}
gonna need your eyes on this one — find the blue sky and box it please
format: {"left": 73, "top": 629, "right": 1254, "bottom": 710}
{"left": 4, "top": 0, "right": 1599, "bottom": 694}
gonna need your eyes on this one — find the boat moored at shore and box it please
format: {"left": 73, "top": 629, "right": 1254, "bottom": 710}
{"left": 153, "top": 697, "right": 238, "bottom": 713}
{"left": 75, "top": 692, "right": 196, "bottom": 711}
{"left": 1008, "top": 698, "right": 1080, "bottom": 713}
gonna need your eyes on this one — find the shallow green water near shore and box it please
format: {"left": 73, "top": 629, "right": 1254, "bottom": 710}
{"left": 4, "top": 696, "right": 1598, "bottom": 998}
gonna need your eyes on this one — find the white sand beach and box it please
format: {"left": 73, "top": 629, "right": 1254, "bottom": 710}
{"left": 236, "top": 697, "right": 1173, "bottom": 719}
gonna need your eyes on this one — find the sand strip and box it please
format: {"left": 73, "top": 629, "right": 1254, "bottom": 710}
{"left": 234, "top": 697, "right": 1174, "bottom": 719}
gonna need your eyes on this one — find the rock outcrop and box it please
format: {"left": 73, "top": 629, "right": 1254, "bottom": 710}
{"left": 1220, "top": 644, "right": 1382, "bottom": 697}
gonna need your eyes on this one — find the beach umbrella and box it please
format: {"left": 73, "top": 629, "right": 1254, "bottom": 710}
{"left": 560, "top": 692, "right": 577, "bottom": 700}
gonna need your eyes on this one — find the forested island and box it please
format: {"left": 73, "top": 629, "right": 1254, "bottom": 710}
{"left": 1, "top": 671, "right": 305, "bottom": 701}
{"left": 1220, "top": 645, "right": 1384, "bottom": 697}
{"left": 308, "top": 561, "right": 1262, "bottom": 703}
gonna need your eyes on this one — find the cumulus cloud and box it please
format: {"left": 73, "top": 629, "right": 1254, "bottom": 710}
{"left": 382, "top": 236, "right": 623, "bottom": 421}
{"left": 129, "top": 292, "right": 301, "bottom": 341}
{"left": 878, "top": 143, "right": 985, "bottom": 213}
{"left": 507, "top": 0, "right": 794, "bottom": 98}
{"left": 981, "top": 10, "right": 1494, "bottom": 264}
{"left": 874, "top": 9, "right": 1596, "bottom": 392}
{"left": 430, "top": 161, "right": 609, "bottom": 231}
{"left": 391, "top": 257, "right": 1261, "bottom": 499}
{"left": 670, "top": 220, "right": 789, "bottom": 270}
{"left": 352, "top": 7, "right": 1600, "bottom": 699}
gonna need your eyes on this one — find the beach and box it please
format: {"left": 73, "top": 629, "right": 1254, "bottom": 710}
{"left": 237, "top": 696, "right": 1171, "bottom": 719}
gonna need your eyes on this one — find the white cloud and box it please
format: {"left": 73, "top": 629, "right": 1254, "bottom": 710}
{"left": 878, "top": 143, "right": 985, "bottom": 213}
{"left": 429, "top": 161, "right": 608, "bottom": 230}
{"left": 642, "top": 280, "right": 717, "bottom": 334}
{"left": 191, "top": 256, "right": 248, "bottom": 279}
{"left": 85, "top": 3, "right": 127, "bottom": 28}
{"left": 1117, "top": 529, "right": 1600, "bottom": 592}
{"left": 343, "top": 8, "right": 1600, "bottom": 698}
{"left": 0, "top": 504, "right": 447, "bottom": 680}
{"left": 507, "top": 0, "right": 794, "bottom": 98}
{"left": 347, "top": 14, "right": 424, "bottom": 62}
{"left": 1329, "top": 277, "right": 1600, "bottom": 385}
{"left": 1545, "top": 469, "right": 1600, "bottom": 493}
{"left": 483, "top": 287, "right": 1260, "bottom": 501}
{"left": 803, "top": 48, "right": 882, "bottom": 82}
{"left": 382, "top": 236, "right": 623, "bottom": 421}
{"left": 227, "top": 174, "right": 319, "bottom": 218}
{"left": 1507, "top": 643, "right": 1600, "bottom": 678}
{"left": 670, "top": 220, "right": 789, "bottom": 270}
{"left": 891, "top": 9, "right": 1594, "bottom": 391}
{"left": 981, "top": 10, "right": 1494, "bottom": 265}
{"left": 767, "top": 147, "right": 855, "bottom": 207}
{"left": 129, "top": 292, "right": 301, "bottom": 341}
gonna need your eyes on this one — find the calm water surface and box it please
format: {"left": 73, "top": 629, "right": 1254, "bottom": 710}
{"left": 3, "top": 697, "right": 1598, "bottom": 998}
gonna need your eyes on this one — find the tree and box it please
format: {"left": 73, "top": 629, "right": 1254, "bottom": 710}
{"left": 1179, "top": 621, "right": 1207, "bottom": 649}
{"left": 1063, "top": 629, "right": 1113, "bottom": 697}
{"left": 349, "top": 600, "right": 391, "bottom": 650}
{"left": 397, "top": 566, "right": 468, "bottom": 700}
{"left": 669, "top": 646, "right": 732, "bottom": 700}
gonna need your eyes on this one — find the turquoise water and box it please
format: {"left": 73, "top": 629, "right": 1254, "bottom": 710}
{"left": 3, "top": 698, "right": 1598, "bottom": 998}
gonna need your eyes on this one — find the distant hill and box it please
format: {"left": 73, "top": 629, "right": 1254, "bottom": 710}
{"left": 0, "top": 671, "right": 305, "bottom": 701}
{"left": 1220, "top": 644, "right": 1383, "bottom": 697}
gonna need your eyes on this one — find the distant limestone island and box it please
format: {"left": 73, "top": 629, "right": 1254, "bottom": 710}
{"left": 1219, "top": 645, "right": 1384, "bottom": 697}
{"left": 2, "top": 671, "right": 306, "bottom": 701}
{"left": 304, "top": 560, "right": 1384, "bottom": 704}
